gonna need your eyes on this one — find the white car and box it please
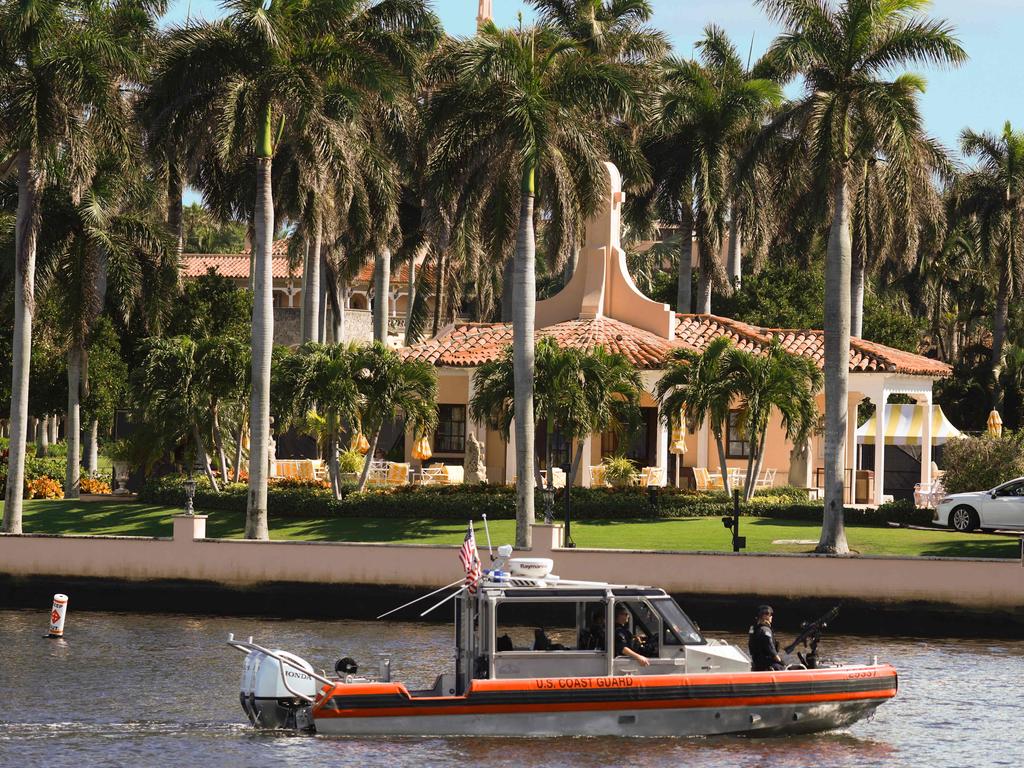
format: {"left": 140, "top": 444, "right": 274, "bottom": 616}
{"left": 935, "top": 478, "right": 1024, "bottom": 532}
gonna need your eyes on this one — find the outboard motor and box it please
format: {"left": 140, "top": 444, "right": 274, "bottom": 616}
{"left": 239, "top": 649, "right": 316, "bottom": 731}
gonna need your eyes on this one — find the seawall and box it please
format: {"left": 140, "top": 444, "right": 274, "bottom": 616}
{"left": 1, "top": 518, "right": 1021, "bottom": 637}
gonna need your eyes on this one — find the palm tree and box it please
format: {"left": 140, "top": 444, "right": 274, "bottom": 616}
{"left": 45, "top": 164, "right": 170, "bottom": 498}
{"left": 724, "top": 341, "right": 823, "bottom": 501}
{"left": 428, "top": 22, "right": 643, "bottom": 547}
{"left": 134, "top": 336, "right": 222, "bottom": 491}
{"left": 272, "top": 342, "right": 362, "bottom": 497}
{"left": 352, "top": 343, "right": 437, "bottom": 492}
{"left": 954, "top": 122, "right": 1024, "bottom": 406}
{"left": 655, "top": 336, "right": 739, "bottom": 495}
{"left": 847, "top": 116, "right": 951, "bottom": 339}
{"left": 471, "top": 339, "right": 642, "bottom": 491}
{"left": 147, "top": 0, "right": 440, "bottom": 538}
{"left": 755, "top": 0, "right": 966, "bottom": 553}
{"left": 195, "top": 336, "right": 250, "bottom": 480}
{"left": 659, "top": 29, "right": 782, "bottom": 313}
{"left": 561, "top": 345, "right": 642, "bottom": 486}
{"left": 0, "top": 0, "right": 157, "bottom": 532}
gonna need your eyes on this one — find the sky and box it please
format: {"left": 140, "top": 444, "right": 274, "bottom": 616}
{"left": 165, "top": 0, "right": 1024, "bottom": 205}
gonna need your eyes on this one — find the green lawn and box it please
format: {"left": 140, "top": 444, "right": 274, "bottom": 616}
{"left": 4, "top": 499, "right": 1020, "bottom": 559}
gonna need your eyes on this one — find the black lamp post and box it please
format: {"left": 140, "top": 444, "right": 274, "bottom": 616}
{"left": 183, "top": 472, "right": 197, "bottom": 516}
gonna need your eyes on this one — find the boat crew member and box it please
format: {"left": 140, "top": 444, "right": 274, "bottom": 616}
{"left": 748, "top": 605, "right": 785, "bottom": 671}
{"left": 614, "top": 605, "right": 651, "bottom": 667}
{"left": 582, "top": 609, "right": 606, "bottom": 651}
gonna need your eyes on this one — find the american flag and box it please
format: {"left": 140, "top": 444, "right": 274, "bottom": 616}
{"left": 459, "top": 521, "right": 482, "bottom": 593}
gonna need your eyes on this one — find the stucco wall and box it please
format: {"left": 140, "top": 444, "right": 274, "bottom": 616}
{"left": 1, "top": 520, "right": 1020, "bottom": 612}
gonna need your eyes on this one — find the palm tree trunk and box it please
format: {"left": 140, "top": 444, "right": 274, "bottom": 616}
{"left": 357, "top": 430, "right": 381, "bottom": 492}
{"left": 232, "top": 407, "right": 246, "bottom": 483}
{"left": 302, "top": 221, "right": 322, "bottom": 343}
{"left": 35, "top": 418, "right": 46, "bottom": 457}
{"left": 992, "top": 270, "right": 1010, "bottom": 408}
{"left": 192, "top": 422, "right": 220, "bottom": 493}
{"left": 818, "top": 168, "right": 852, "bottom": 555}
{"left": 245, "top": 119, "right": 274, "bottom": 541}
{"left": 745, "top": 429, "right": 768, "bottom": 503}
{"left": 85, "top": 419, "right": 99, "bottom": 476}
{"left": 713, "top": 428, "right": 731, "bottom": 496}
{"left": 697, "top": 273, "right": 712, "bottom": 314}
{"left": 49, "top": 414, "right": 59, "bottom": 445}
{"left": 569, "top": 441, "right": 585, "bottom": 489}
{"left": 404, "top": 256, "right": 417, "bottom": 345}
{"left": 318, "top": 252, "right": 328, "bottom": 343}
{"left": 501, "top": 257, "right": 514, "bottom": 323}
{"left": 850, "top": 251, "right": 866, "bottom": 339}
{"left": 727, "top": 206, "right": 742, "bottom": 290}
{"left": 677, "top": 201, "right": 694, "bottom": 313}
{"left": 167, "top": 164, "right": 184, "bottom": 264}
{"left": 212, "top": 401, "right": 229, "bottom": 482}
{"left": 513, "top": 168, "right": 538, "bottom": 549}
{"left": 327, "top": 410, "right": 341, "bottom": 499}
{"left": 430, "top": 233, "right": 448, "bottom": 337}
{"left": 65, "top": 344, "right": 83, "bottom": 499}
{"left": 374, "top": 247, "right": 391, "bottom": 343}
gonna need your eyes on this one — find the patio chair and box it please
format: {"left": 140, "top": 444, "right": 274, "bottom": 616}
{"left": 636, "top": 466, "right": 662, "bottom": 488}
{"left": 444, "top": 465, "right": 465, "bottom": 484}
{"left": 693, "top": 467, "right": 723, "bottom": 492}
{"left": 420, "top": 463, "right": 447, "bottom": 486}
{"left": 589, "top": 465, "right": 608, "bottom": 487}
{"left": 549, "top": 467, "right": 566, "bottom": 489}
{"left": 755, "top": 468, "right": 777, "bottom": 489}
{"left": 385, "top": 462, "right": 410, "bottom": 487}
{"left": 913, "top": 482, "right": 931, "bottom": 508}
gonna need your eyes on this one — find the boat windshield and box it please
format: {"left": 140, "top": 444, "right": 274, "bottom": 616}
{"left": 650, "top": 598, "right": 705, "bottom": 645}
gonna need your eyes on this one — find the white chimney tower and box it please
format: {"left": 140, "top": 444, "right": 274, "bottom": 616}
{"left": 477, "top": 0, "right": 493, "bottom": 27}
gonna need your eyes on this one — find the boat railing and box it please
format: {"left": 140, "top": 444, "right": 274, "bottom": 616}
{"left": 227, "top": 633, "right": 334, "bottom": 702}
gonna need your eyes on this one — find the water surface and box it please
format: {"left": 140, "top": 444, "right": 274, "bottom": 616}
{"left": 0, "top": 610, "right": 1021, "bottom": 768}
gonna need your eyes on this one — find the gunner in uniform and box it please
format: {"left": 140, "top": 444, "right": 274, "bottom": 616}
{"left": 748, "top": 605, "right": 785, "bottom": 671}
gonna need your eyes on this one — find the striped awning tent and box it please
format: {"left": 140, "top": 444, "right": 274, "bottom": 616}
{"left": 856, "top": 404, "right": 962, "bottom": 446}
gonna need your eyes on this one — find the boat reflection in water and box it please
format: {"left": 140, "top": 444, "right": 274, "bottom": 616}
{"left": 231, "top": 552, "right": 896, "bottom": 737}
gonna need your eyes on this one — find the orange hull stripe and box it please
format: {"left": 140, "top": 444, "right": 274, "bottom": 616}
{"left": 315, "top": 688, "right": 897, "bottom": 720}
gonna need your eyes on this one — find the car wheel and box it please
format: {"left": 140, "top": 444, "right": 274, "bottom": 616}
{"left": 949, "top": 505, "right": 979, "bottom": 532}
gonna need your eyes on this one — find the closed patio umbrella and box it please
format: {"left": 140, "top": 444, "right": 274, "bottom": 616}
{"left": 412, "top": 435, "right": 433, "bottom": 461}
{"left": 988, "top": 409, "right": 1003, "bottom": 438}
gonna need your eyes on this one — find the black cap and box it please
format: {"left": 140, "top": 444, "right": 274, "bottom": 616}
{"left": 757, "top": 604, "right": 774, "bottom": 616}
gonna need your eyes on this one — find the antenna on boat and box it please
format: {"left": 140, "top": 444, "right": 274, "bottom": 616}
{"left": 420, "top": 586, "right": 466, "bottom": 617}
{"left": 481, "top": 514, "right": 494, "bottom": 559}
{"left": 374, "top": 577, "right": 466, "bottom": 620}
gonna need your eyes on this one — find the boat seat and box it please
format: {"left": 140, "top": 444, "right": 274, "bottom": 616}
{"left": 408, "top": 674, "right": 449, "bottom": 698}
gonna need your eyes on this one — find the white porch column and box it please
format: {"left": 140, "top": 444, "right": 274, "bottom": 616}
{"left": 655, "top": 419, "right": 668, "bottom": 486}
{"left": 505, "top": 417, "right": 516, "bottom": 485}
{"left": 919, "top": 391, "right": 933, "bottom": 490}
{"left": 697, "top": 420, "right": 709, "bottom": 469}
{"left": 873, "top": 391, "right": 888, "bottom": 505}
{"left": 580, "top": 434, "right": 594, "bottom": 487}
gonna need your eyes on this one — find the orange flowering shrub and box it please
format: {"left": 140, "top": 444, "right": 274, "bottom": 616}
{"left": 269, "top": 476, "right": 331, "bottom": 490}
{"left": 79, "top": 476, "right": 112, "bottom": 495}
{"left": 26, "top": 476, "right": 64, "bottom": 500}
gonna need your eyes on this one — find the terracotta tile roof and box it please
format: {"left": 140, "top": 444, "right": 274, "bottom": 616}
{"left": 675, "top": 314, "right": 952, "bottom": 377}
{"left": 402, "top": 316, "right": 684, "bottom": 369}
{"left": 403, "top": 312, "right": 951, "bottom": 378}
{"left": 182, "top": 238, "right": 413, "bottom": 284}
{"left": 180, "top": 253, "right": 295, "bottom": 279}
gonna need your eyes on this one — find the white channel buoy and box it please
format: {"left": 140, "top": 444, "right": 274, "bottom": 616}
{"left": 47, "top": 594, "right": 68, "bottom": 638}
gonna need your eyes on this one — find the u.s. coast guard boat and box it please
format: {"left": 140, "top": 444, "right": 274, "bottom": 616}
{"left": 228, "top": 548, "right": 896, "bottom": 737}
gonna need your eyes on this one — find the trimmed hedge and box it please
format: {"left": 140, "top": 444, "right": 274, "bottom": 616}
{"left": 0, "top": 456, "right": 70, "bottom": 496}
{"left": 139, "top": 476, "right": 933, "bottom": 528}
